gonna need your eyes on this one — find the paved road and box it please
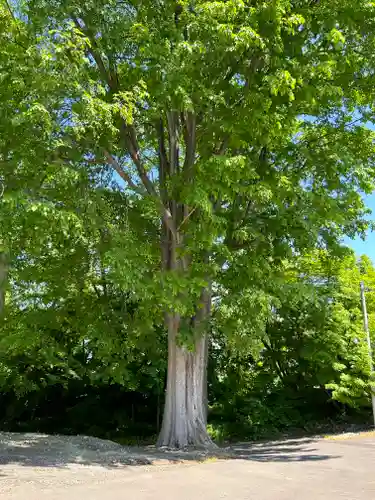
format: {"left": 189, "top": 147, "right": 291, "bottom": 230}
{"left": 1, "top": 434, "right": 375, "bottom": 499}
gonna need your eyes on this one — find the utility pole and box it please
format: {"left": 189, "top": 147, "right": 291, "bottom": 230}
{"left": 360, "top": 281, "right": 375, "bottom": 426}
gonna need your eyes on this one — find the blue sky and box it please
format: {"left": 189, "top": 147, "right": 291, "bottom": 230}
{"left": 344, "top": 193, "right": 375, "bottom": 261}
{"left": 342, "top": 121, "right": 375, "bottom": 261}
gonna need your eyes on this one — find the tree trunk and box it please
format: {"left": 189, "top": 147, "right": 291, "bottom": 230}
{"left": 156, "top": 111, "right": 213, "bottom": 448}
{"left": 157, "top": 313, "right": 214, "bottom": 448}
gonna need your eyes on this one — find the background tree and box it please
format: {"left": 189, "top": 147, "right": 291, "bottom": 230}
{"left": 209, "top": 250, "right": 375, "bottom": 440}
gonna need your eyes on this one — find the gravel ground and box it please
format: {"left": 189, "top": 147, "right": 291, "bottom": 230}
{"left": 0, "top": 432, "right": 152, "bottom": 467}
{"left": 0, "top": 431, "right": 216, "bottom": 467}
{"left": 1, "top": 431, "right": 375, "bottom": 499}
{"left": 0, "top": 432, "right": 178, "bottom": 496}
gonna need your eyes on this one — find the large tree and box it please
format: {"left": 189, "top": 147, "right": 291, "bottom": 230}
{"left": 3, "top": 0, "right": 375, "bottom": 447}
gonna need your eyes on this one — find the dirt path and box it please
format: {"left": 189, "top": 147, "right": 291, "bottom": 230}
{"left": 1, "top": 432, "right": 374, "bottom": 499}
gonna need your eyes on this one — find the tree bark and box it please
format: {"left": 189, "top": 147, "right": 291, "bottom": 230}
{"left": 157, "top": 312, "right": 213, "bottom": 448}
{"left": 155, "top": 111, "right": 214, "bottom": 448}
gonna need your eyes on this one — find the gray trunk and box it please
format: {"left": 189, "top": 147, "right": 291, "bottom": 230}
{"left": 156, "top": 111, "right": 213, "bottom": 448}
{"left": 157, "top": 314, "right": 214, "bottom": 448}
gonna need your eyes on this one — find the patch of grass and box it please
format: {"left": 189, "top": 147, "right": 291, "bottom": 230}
{"left": 200, "top": 456, "right": 220, "bottom": 464}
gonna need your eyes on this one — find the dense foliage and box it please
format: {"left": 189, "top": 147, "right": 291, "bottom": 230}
{"left": 1, "top": 1, "right": 375, "bottom": 445}
{"left": 1, "top": 250, "right": 375, "bottom": 442}
{"left": 209, "top": 253, "right": 375, "bottom": 440}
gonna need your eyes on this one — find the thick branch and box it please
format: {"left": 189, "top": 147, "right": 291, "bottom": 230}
{"left": 157, "top": 117, "right": 170, "bottom": 209}
{"left": 182, "top": 112, "right": 196, "bottom": 176}
{"left": 73, "top": 17, "right": 118, "bottom": 91}
{"left": 104, "top": 150, "right": 144, "bottom": 194}
{"left": 158, "top": 117, "right": 172, "bottom": 272}
{"left": 178, "top": 207, "right": 197, "bottom": 230}
{"left": 73, "top": 17, "right": 177, "bottom": 239}
{"left": 119, "top": 124, "right": 177, "bottom": 238}
{"left": 167, "top": 111, "right": 180, "bottom": 175}
{"left": 118, "top": 124, "right": 153, "bottom": 194}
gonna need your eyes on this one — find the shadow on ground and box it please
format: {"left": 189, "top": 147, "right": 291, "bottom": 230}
{"left": 0, "top": 432, "right": 340, "bottom": 469}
